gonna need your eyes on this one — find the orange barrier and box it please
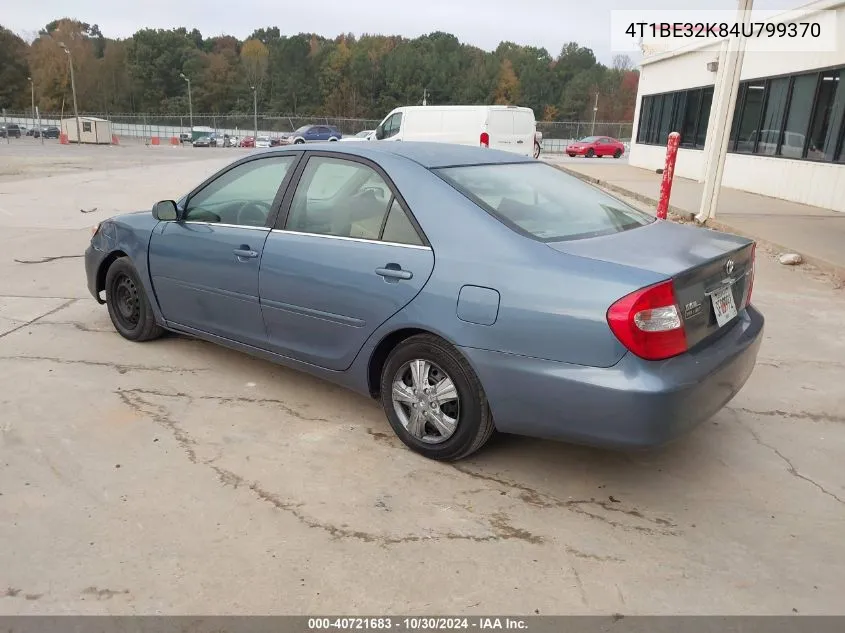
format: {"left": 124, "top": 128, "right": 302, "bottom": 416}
{"left": 59, "top": 133, "right": 69, "bottom": 144}
{"left": 151, "top": 136, "right": 160, "bottom": 145}
{"left": 170, "top": 136, "right": 180, "bottom": 146}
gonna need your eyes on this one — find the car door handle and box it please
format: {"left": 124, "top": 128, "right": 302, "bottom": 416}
{"left": 376, "top": 266, "right": 412, "bottom": 280}
{"left": 233, "top": 246, "right": 259, "bottom": 259}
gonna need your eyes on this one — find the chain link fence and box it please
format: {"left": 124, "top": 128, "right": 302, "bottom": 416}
{"left": 3, "top": 110, "right": 633, "bottom": 152}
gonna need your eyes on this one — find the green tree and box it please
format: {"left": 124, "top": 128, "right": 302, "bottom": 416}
{"left": 0, "top": 26, "right": 30, "bottom": 109}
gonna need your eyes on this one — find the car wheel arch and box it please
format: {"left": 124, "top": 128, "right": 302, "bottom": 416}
{"left": 367, "top": 327, "right": 469, "bottom": 399}
{"left": 96, "top": 250, "right": 129, "bottom": 301}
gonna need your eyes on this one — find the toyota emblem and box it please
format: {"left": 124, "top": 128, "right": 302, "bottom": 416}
{"left": 725, "top": 259, "right": 735, "bottom": 275}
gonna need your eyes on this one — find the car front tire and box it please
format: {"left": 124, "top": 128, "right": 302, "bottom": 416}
{"left": 380, "top": 334, "right": 495, "bottom": 461}
{"left": 105, "top": 257, "right": 164, "bottom": 342}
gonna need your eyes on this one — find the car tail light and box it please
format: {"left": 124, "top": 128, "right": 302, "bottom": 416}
{"left": 480, "top": 132, "right": 489, "bottom": 148}
{"left": 607, "top": 280, "right": 687, "bottom": 361}
{"left": 745, "top": 243, "right": 756, "bottom": 307}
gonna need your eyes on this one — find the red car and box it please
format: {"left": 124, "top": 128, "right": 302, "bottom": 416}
{"left": 566, "top": 136, "right": 625, "bottom": 158}
{"left": 239, "top": 136, "right": 255, "bottom": 148}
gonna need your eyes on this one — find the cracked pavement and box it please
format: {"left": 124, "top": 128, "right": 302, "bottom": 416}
{"left": 0, "top": 144, "right": 844, "bottom": 615}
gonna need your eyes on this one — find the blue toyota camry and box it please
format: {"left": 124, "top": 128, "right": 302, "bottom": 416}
{"left": 85, "top": 142, "right": 763, "bottom": 461}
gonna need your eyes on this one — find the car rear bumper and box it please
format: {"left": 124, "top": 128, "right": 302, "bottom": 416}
{"left": 460, "top": 305, "right": 764, "bottom": 449}
{"left": 84, "top": 244, "right": 107, "bottom": 304}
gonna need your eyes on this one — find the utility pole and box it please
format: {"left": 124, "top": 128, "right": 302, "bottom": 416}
{"left": 696, "top": 0, "right": 753, "bottom": 224}
{"left": 58, "top": 42, "right": 81, "bottom": 145}
{"left": 252, "top": 86, "right": 258, "bottom": 140}
{"left": 28, "top": 77, "right": 35, "bottom": 133}
{"left": 590, "top": 92, "right": 599, "bottom": 136}
{"left": 422, "top": 88, "right": 428, "bottom": 106}
{"left": 179, "top": 73, "right": 193, "bottom": 136}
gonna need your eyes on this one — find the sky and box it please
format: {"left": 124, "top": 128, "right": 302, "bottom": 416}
{"left": 5, "top": 0, "right": 804, "bottom": 64}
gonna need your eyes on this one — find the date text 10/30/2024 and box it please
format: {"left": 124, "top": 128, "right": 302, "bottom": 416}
{"left": 307, "top": 617, "right": 529, "bottom": 630}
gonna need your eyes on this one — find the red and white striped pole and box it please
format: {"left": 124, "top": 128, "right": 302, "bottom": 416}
{"left": 657, "top": 131, "right": 681, "bottom": 220}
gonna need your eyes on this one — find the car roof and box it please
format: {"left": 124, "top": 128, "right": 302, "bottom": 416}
{"left": 259, "top": 141, "right": 536, "bottom": 168}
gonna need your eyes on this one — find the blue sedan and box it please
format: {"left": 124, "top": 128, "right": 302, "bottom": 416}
{"left": 84, "top": 143, "right": 764, "bottom": 461}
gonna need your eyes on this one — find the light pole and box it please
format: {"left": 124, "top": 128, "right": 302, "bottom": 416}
{"left": 179, "top": 73, "right": 193, "bottom": 137}
{"left": 57, "top": 42, "right": 81, "bottom": 145}
{"left": 251, "top": 85, "right": 258, "bottom": 141}
{"left": 28, "top": 77, "right": 35, "bottom": 133}
{"left": 590, "top": 92, "right": 599, "bottom": 136}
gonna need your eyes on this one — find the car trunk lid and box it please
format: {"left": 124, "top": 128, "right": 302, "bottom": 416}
{"left": 547, "top": 220, "right": 755, "bottom": 349}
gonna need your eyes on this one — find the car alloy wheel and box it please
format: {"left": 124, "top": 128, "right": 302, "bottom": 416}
{"left": 586, "top": 148, "right": 595, "bottom": 158}
{"left": 391, "top": 359, "right": 460, "bottom": 444}
{"left": 614, "top": 149, "right": 623, "bottom": 158}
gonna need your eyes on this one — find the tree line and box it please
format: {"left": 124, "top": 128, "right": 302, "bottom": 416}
{"left": 0, "top": 19, "right": 639, "bottom": 122}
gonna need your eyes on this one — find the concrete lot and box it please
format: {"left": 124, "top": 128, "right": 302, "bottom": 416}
{"left": 0, "top": 141, "right": 843, "bottom": 615}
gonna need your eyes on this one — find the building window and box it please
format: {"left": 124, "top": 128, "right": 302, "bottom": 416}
{"left": 82, "top": 121, "right": 92, "bottom": 133}
{"left": 807, "top": 70, "right": 842, "bottom": 160}
{"left": 735, "top": 81, "right": 766, "bottom": 153}
{"left": 757, "top": 78, "right": 789, "bottom": 156}
{"left": 637, "top": 86, "right": 713, "bottom": 148}
{"left": 779, "top": 74, "right": 816, "bottom": 159}
{"left": 727, "top": 65, "right": 845, "bottom": 163}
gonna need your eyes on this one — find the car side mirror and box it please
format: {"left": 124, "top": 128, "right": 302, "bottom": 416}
{"left": 152, "top": 200, "right": 178, "bottom": 221}
{"left": 375, "top": 124, "right": 385, "bottom": 140}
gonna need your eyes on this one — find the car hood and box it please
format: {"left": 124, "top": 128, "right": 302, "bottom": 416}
{"left": 546, "top": 219, "right": 750, "bottom": 277}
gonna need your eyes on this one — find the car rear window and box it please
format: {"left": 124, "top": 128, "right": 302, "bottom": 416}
{"left": 435, "top": 162, "right": 654, "bottom": 242}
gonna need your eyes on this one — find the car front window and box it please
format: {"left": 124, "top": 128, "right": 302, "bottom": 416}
{"left": 435, "top": 162, "right": 654, "bottom": 242}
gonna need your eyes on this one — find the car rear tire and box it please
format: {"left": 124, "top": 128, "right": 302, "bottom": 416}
{"left": 105, "top": 257, "right": 164, "bottom": 342}
{"left": 586, "top": 148, "right": 595, "bottom": 158}
{"left": 294, "top": 139, "right": 305, "bottom": 145}
{"left": 329, "top": 137, "right": 338, "bottom": 142}
{"left": 567, "top": 153, "right": 576, "bottom": 157}
{"left": 533, "top": 142, "right": 541, "bottom": 159}
{"left": 380, "top": 334, "right": 495, "bottom": 461}
{"left": 613, "top": 149, "right": 623, "bottom": 159}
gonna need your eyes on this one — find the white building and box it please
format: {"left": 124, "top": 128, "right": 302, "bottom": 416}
{"left": 628, "top": 0, "right": 845, "bottom": 212}
{"left": 61, "top": 116, "right": 113, "bottom": 144}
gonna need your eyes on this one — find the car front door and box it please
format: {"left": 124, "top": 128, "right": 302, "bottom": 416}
{"left": 148, "top": 153, "right": 299, "bottom": 347}
{"left": 259, "top": 154, "right": 434, "bottom": 370}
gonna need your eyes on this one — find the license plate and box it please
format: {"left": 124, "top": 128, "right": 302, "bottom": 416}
{"left": 711, "top": 285, "right": 738, "bottom": 327}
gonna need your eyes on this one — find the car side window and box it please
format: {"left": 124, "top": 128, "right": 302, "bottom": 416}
{"left": 286, "top": 157, "right": 394, "bottom": 240}
{"left": 382, "top": 199, "right": 424, "bottom": 246}
{"left": 184, "top": 156, "right": 295, "bottom": 227}
{"left": 382, "top": 113, "right": 402, "bottom": 138}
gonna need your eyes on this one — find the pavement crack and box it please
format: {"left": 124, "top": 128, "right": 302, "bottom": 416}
{"left": 117, "top": 391, "right": 198, "bottom": 463}
{"left": 566, "top": 546, "right": 626, "bottom": 563}
{"left": 13, "top": 255, "right": 84, "bottom": 264}
{"left": 120, "top": 387, "right": 328, "bottom": 422}
{"left": 730, "top": 406, "right": 845, "bottom": 424}
{"left": 745, "top": 424, "right": 844, "bottom": 506}
{"left": 452, "top": 465, "right": 677, "bottom": 536}
{"left": 1, "top": 355, "right": 208, "bottom": 375}
{"left": 571, "top": 566, "right": 589, "bottom": 606}
{"left": 0, "top": 299, "right": 76, "bottom": 340}
{"left": 209, "top": 465, "right": 543, "bottom": 546}
{"left": 81, "top": 586, "right": 130, "bottom": 600}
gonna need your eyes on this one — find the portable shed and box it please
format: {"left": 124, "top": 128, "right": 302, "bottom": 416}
{"left": 61, "top": 116, "right": 113, "bottom": 144}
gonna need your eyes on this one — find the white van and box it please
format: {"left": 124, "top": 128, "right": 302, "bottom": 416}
{"left": 372, "top": 105, "right": 538, "bottom": 157}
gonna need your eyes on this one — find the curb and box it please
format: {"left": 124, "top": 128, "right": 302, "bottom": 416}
{"left": 550, "top": 163, "right": 845, "bottom": 284}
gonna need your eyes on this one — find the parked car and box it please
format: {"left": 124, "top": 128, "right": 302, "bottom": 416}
{"left": 0, "top": 123, "right": 22, "bottom": 138}
{"left": 239, "top": 136, "right": 255, "bottom": 148}
{"left": 84, "top": 143, "right": 763, "bottom": 461}
{"left": 278, "top": 124, "right": 342, "bottom": 145}
{"left": 40, "top": 126, "right": 60, "bottom": 139}
{"left": 255, "top": 136, "right": 272, "bottom": 148}
{"left": 340, "top": 130, "right": 375, "bottom": 142}
{"left": 179, "top": 133, "right": 192, "bottom": 144}
{"left": 372, "top": 105, "right": 537, "bottom": 158}
{"left": 566, "top": 136, "right": 625, "bottom": 158}
{"left": 192, "top": 136, "right": 216, "bottom": 148}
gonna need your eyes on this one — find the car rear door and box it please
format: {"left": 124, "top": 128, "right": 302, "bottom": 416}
{"left": 259, "top": 153, "right": 434, "bottom": 370}
{"left": 487, "top": 110, "right": 515, "bottom": 153}
{"left": 512, "top": 110, "right": 536, "bottom": 156}
{"left": 148, "top": 153, "right": 300, "bottom": 348}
